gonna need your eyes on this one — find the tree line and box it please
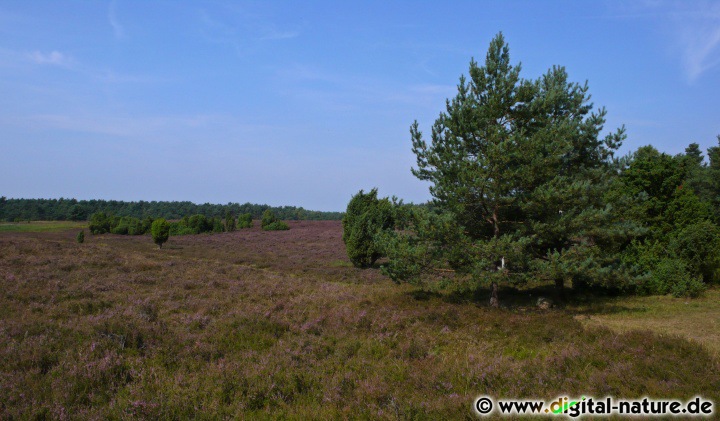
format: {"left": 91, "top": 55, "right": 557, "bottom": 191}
{"left": 88, "top": 208, "right": 290, "bottom": 237}
{"left": 0, "top": 198, "right": 342, "bottom": 222}
{"left": 343, "top": 33, "right": 720, "bottom": 302}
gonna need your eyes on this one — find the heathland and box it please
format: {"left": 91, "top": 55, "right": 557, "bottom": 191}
{"left": 1, "top": 221, "right": 718, "bottom": 419}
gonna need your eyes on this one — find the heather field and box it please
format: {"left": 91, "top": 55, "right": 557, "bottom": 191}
{"left": 1, "top": 221, "right": 719, "bottom": 419}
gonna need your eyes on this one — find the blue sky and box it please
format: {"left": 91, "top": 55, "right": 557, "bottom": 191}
{"left": 1, "top": 1, "right": 718, "bottom": 211}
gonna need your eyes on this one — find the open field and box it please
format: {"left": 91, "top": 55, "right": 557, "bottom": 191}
{"left": 0, "top": 221, "right": 87, "bottom": 233}
{"left": 573, "top": 290, "right": 720, "bottom": 358}
{"left": 1, "top": 221, "right": 719, "bottom": 419}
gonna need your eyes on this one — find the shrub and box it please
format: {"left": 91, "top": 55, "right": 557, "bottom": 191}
{"left": 76, "top": 230, "right": 84, "bottom": 244}
{"left": 342, "top": 188, "right": 394, "bottom": 268}
{"left": 225, "top": 211, "right": 236, "bottom": 232}
{"left": 238, "top": 213, "right": 253, "bottom": 228}
{"left": 213, "top": 217, "right": 225, "bottom": 233}
{"left": 261, "top": 209, "right": 277, "bottom": 228}
{"left": 670, "top": 274, "right": 706, "bottom": 298}
{"left": 669, "top": 220, "right": 720, "bottom": 283}
{"left": 188, "top": 214, "right": 212, "bottom": 234}
{"left": 261, "top": 210, "right": 289, "bottom": 230}
{"left": 89, "top": 212, "right": 112, "bottom": 235}
{"left": 168, "top": 214, "right": 219, "bottom": 235}
{"left": 151, "top": 218, "right": 170, "bottom": 249}
{"left": 646, "top": 258, "right": 705, "bottom": 297}
{"left": 263, "top": 221, "right": 290, "bottom": 231}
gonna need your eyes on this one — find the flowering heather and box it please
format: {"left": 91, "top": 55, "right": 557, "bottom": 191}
{"left": 1, "top": 222, "right": 719, "bottom": 419}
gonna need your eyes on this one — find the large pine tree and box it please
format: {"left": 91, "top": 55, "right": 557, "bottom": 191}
{"left": 390, "top": 33, "right": 635, "bottom": 299}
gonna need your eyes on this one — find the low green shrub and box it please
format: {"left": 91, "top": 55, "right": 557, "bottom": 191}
{"left": 646, "top": 258, "right": 705, "bottom": 297}
{"left": 238, "top": 213, "right": 253, "bottom": 229}
{"left": 262, "top": 221, "right": 289, "bottom": 231}
{"left": 261, "top": 210, "right": 289, "bottom": 231}
{"left": 669, "top": 220, "right": 720, "bottom": 283}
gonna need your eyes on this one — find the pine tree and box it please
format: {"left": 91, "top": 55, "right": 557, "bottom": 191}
{"left": 707, "top": 136, "right": 720, "bottom": 223}
{"left": 393, "top": 33, "right": 633, "bottom": 300}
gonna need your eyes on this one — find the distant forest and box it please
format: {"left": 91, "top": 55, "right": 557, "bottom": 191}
{"left": 0, "top": 198, "right": 343, "bottom": 222}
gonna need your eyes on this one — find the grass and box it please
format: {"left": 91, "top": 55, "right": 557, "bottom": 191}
{"left": 572, "top": 289, "right": 720, "bottom": 358}
{"left": 0, "top": 220, "right": 87, "bottom": 232}
{"left": 1, "top": 221, "right": 718, "bottom": 419}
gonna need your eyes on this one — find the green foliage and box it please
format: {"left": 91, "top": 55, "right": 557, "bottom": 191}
{"left": 395, "top": 32, "right": 635, "bottom": 291}
{"left": 212, "top": 217, "right": 225, "bottom": 233}
{"left": 382, "top": 32, "right": 718, "bottom": 299}
{"left": 262, "top": 221, "right": 290, "bottom": 231}
{"left": 664, "top": 187, "right": 713, "bottom": 230}
{"left": 669, "top": 220, "right": 720, "bottom": 283}
{"left": 89, "top": 212, "right": 112, "bottom": 235}
{"left": 259, "top": 210, "right": 289, "bottom": 230}
{"left": 342, "top": 188, "right": 394, "bottom": 268}
{"left": 69, "top": 204, "right": 87, "bottom": 221}
{"left": 89, "top": 213, "right": 149, "bottom": 236}
{"left": 225, "top": 211, "right": 236, "bottom": 232}
{"left": 169, "top": 214, "right": 219, "bottom": 235}
{"left": 642, "top": 259, "right": 705, "bottom": 298}
{"left": 0, "top": 198, "right": 342, "bottom": 222}
{"left": 708, "top": 136, "right": 720, "bottom": 223}
{"left": 261, "top": 209, "right": 278, "bottom": 228}
{"left": 615, "top": 141, "right": 719, "bottom": 297}
{"left": 141, "top": 216, "right": 154, "bottom": 233}
{"left": 379, "top": 206, "right": 464, "bottom": 284}
{"left": 622, "top": 221, "right": 719, "bottom": 296}
{"left": 76, "top": 230, "right": 84, "bottom": 244}
{"left": 260, "top": 210, "right": 289, "bottom": 231}
{"left": 238, "top": 213, "right": 253, "bottom": 229}
{"left": 110, "top": 216, "right": 146, "bottom": 235}
{"left": 151, "top": 218, "right": 170, "bottom": 249}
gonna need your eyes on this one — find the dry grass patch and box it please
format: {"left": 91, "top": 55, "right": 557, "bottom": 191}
{"left": 573, "top": 289, "right": 720, "bottom": 357}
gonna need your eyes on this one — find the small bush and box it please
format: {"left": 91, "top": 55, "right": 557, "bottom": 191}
{"left": 261, "top": 209, "right": 277, "bottom": 228}
{"left": 238, "top": 213, "right": 253, "bottom": 229}
{"left": 151, "top": 218, "right": 170, "bottom": 249}
{"left": 342, "top": 188, "right": 394, "bottom": 268}
{"left": 89, "top": 212, "right": 112, "bottom": 234}
{"left": 670, "top": 274, "right": 706, "bottom": 298}
{"left": 647, "top": 258, "right": 705, "bottom": 297}
{"left": 262, "top": 221, "right": 289, "bottom": 231}
{"left": 669, "top": 220, "right": 720, "bottom": 283}
{"left": 76, "top": 230, "right": 85, "bottom": 243}
{"left": 212, "top": 217, "right": 225, "bottom": 233}
{"left": 261, "top": 210, "right": 288, "bottom": 230}
{"left": 225, "top": 211, "right": 236, "bottom": 232}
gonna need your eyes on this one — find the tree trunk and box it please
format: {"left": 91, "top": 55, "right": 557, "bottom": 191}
{"left": 554, "top": 277, "right": 565, "bottom": 301}
{"left": 158, "top": 243, "right": 162, "bottom": 250}
{"left": 489, "top": 282, "right": 499, "bottom": 308}
{"left": 491, "top": 205, "right": 500, "bottom": 238}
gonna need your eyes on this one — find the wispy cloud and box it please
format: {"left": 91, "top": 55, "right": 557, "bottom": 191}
{"left": 20, "top": 49, "right": 161, "bottom": 84}
{"left": 5, "top": 113, "right": 266, "bottom": 139}
{"left": 677, "top": 18, "right": 720, "bottom": 82}
{"left": 198, "top": 6, "right": 299, "bottom": 55}
{"left": 614, "top": 0, "right": 720, "bottom": 83}
{"left": 259, "top": 28, "right": 299, "bottom": 41}
{"left": 26, "top": 50, "right": 72, "bottom": 67}
{"left": 108, "top": 0, "right": 125, "bottom": 40}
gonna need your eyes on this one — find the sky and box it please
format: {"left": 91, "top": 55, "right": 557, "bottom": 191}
{"left": 1, "top": 1, "right": 719, "bottom": 212}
